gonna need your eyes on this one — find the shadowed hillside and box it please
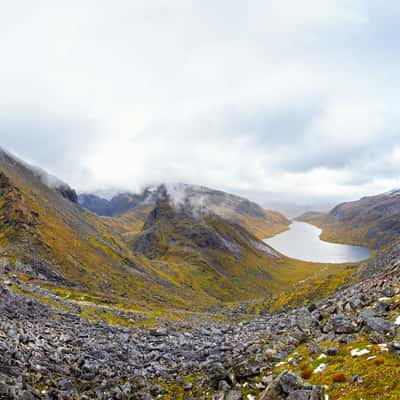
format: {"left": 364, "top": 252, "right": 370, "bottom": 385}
{"left": 298, "top": 190, "right": 400, "bottom": 249}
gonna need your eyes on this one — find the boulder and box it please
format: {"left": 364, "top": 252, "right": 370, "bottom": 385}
{"left": 259, "top": 371, "right": 324, "bottom": 400}
{"left": 360, "top": 311, "right": 395, "bottom": 336}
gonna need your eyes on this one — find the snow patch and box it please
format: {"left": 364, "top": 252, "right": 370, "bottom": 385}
{"left": 275, "top": 361, "right": 286, "bottom": 367}
{"left": 313, "top": 363, "right": 327, "bottom": 373}
{"left": 378, "top": 343, "right": 388, "bottom": 352}
{"left": 351, "top": 348, "right": 370, "bottom": 357}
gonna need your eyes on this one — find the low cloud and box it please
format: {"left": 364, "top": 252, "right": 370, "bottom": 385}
{"left": 1, "top": 1, "right": 400, "bottom": 206}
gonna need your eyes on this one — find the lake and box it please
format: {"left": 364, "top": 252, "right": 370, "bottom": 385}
{"left": 264, "top": 221, "right": 371, "bottom": 263}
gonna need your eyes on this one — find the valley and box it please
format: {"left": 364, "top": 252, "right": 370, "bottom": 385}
{"left": 0, "top": 148, "right": 400, "bottom": 399}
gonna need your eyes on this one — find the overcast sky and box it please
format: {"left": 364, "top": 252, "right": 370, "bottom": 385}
{"left": 1, "top": 1, "right": 400, "bottom": 206}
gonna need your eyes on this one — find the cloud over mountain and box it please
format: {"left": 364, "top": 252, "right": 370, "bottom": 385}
{"left": 1, "top": 1, "right": 400, "bottom": 205}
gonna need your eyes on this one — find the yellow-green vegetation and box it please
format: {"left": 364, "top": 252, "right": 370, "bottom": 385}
{"left": 208, "top": 204, "right": 290, "bottom": 240}
{"left": 149, "top": 374, "right": 213, "bottom": 400}
{"left": 240, "top": 208, "right": 290, "bottom": 239}
{"left": 101, "top": 204, "right": 154, "bottom": 239}
{"left": 268, "top": 262, "right": 358, "bottom": 312}
{"left": 297, "top": 212, "right": 373, "bottom": 248}
{"left": 298, "top": 194, "right": 400, "bottom": 250}
{"left": 9, "top": 283, "right": 73, "bottom": 312}
{"left": 272, "top": 338, "right": 400, "bottom": 399}
{"left": 226, "top": 260, "right": 359, "bottom": 315}
{"left": 0, "top": 152, "right": 365, "bottom": 320}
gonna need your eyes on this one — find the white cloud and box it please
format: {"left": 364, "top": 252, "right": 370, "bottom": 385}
{"left": 0, "top": 1, "right": 399, "bottom": 206}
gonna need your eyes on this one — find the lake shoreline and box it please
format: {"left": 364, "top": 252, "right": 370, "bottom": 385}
{"left": 264, "top": 221, "right": 371, "bottom": 263}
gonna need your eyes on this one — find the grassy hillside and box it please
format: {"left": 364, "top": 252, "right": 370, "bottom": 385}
{"left": 298, "top": 191, "right": 400, "bottom": 249}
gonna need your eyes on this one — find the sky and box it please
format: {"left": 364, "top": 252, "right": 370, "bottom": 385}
{"left": 1, "top": 1, "right": 400, "bottom": 207}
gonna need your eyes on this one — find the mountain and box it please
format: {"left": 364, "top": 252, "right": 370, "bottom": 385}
{"left": 0, "top": 148, "right": 337, "bottom": 313}
{"left": 80, "top": 183, "right": 290, "bottom": 239}
{"left": 298, "top": 189, "right": 400, "bottom": 249}
{"left": 0, "top": 149, "right": 186, "bottom": 306}
{"left": 78, "top": 188, "right": 157, "bottom": 217}
{"left": 130, "top": 186, "right": 286, "bottom": 301}
{"left": 2, "top": 166, "right": 400, "bottom": 398}
{"left": 4, "top": 148, "right": 400, "bottom": 399}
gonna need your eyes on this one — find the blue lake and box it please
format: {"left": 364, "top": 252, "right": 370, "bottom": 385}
{"left": 264, "top": 221, "right": 371, "bottom": 263}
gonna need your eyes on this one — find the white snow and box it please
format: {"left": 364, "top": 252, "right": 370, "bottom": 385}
{"left": 318, "top": 353, "right": 327, "bottom": 360}
{"left": 275, "top": 361, "right": 287, "bottom": 367}
{"left": 351, "top": 348, "right": 370, "bottom": 357}
{"left": 395, "top": 315, "right": 400, "bottom": 325}
{"left": 313, "top": 363, "right": 327, "bottom": 373}
{"left": 378, "top": 343, "right": 389, "bottom": 352}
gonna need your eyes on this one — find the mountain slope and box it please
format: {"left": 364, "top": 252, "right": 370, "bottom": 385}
{"left": 0, "top": 150, "right": 190, "bottom": 307}
{"left": 131, "top": 188, "right": 281, "bottom": 301}
{"left": 298, "top": 190, "right": 400, "bottom": 249}
{"left": 0, "top": 148, "right": 343, "bottom": 314}
{"left": 80, "top": 183, "right": 290, "bottom": 239}
{"left": 78, "top": 188, "right": 156, "bottom": 217}
{"left": 130, "top": 187, "right": 354, "bottom": 305}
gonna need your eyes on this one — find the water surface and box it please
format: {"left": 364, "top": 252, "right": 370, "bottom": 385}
{"left": 264, "top": 221, "right": 371, "bottom": 263}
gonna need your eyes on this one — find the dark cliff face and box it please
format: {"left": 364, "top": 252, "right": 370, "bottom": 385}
{"left": 133, "top": 193, "right": 231, "bottom": 259}
{"left": 56, "top": 184, "right": 78, "bottom": 204}
{"left": 133, "top": 188, "right": 278, "bottom": 265}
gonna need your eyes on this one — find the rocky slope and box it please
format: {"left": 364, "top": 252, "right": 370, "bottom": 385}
{"left": 1, "top": 237, "right": 400, "bottom": 399}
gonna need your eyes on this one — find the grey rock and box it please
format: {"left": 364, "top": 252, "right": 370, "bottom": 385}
{"left": 326, "top": 347, "right": 338, "bottom": 356}
{"left": 225, "top": 390, "right": 243, "bottom": 400}
{"left": 360, "top": 311, "right": 395, "bottom": 335}
{"left": 218, "top": 380, "right": 231, "bottom": 391}
{"left": 259, "top": 371, "right": 324, "bottom": 400}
